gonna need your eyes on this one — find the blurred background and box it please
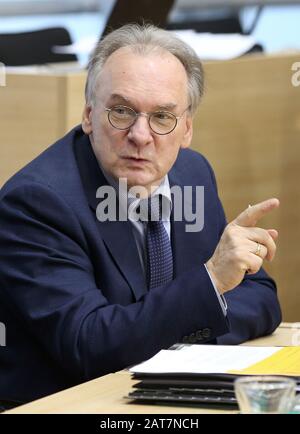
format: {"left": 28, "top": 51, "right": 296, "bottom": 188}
{"left": 0, "top": 0, "right": 300, "bottom": 65}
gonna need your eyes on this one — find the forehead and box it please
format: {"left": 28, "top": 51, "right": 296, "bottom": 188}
{"left": 95, "top": 46, "right": 189, "bottom": 108}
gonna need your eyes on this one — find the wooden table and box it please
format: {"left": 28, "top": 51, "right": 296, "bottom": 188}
{"left": 5, "top": 323, "right": 299, "bottom": 414}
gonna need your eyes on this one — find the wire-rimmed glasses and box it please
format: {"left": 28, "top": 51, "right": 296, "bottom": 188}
{"left": 104, "top": 105, "right": 190, "bottom": 135}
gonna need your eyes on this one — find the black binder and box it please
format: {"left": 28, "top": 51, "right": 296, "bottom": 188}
{"left": 126, "top": 372, "right": 300, "bottom": 409}
{"left": 125, "top": 372, "right": 239, "bottom": 408}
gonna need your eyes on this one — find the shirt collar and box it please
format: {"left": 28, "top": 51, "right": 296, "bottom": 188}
{"left": 128, "top": 176, "right": 172, "bottom": 223}
{"left": 98, "top": 163, "right": 172, "bottom": 222}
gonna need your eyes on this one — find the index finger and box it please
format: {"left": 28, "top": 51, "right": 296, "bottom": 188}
{"left": 234, "top": 198, "right": 280, "bottom": 227}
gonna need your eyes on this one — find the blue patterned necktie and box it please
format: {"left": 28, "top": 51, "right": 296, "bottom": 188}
{"left": 142, "top": 195, "right": 173, "bottom": 290}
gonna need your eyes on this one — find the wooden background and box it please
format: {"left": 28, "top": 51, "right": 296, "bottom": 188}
{"left": 192, "top": 54, "right": 300, "bottom": 322}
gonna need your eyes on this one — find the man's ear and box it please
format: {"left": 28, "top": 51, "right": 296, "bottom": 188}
{"left": 180, "top": 114, "right": 193, "bottom": 149}
{"left": 82, "top": 104, "right": 93, "bottom": 134}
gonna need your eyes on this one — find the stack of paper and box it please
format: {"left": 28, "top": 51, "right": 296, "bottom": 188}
{"left": 125, "top": 345, "right": 300, "bottom": 408}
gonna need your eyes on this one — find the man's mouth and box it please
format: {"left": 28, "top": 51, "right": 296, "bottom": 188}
{"left": 122, "top": 156, "right": 149, "bottom": 163}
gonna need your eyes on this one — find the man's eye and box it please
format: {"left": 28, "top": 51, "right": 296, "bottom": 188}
{"left": 155, "top": 112, "right": 169, "bottom": 120}
{"left": 152, "top": 112, "right": 174, "bottom": 123}
{"left": 112, "top": 107, "right": 135, "bottom": 119}
{"left": 114, "top": 107, "right": 127, "bottom": 115}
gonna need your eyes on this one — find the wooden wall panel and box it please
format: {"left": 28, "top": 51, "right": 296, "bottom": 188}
{"left": 191, "top": 54, "right": 300, "bottom": 321}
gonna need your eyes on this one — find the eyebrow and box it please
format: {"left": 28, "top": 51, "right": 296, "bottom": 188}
{"left": 108, "top": 93, "right": 178, "bottom": 112}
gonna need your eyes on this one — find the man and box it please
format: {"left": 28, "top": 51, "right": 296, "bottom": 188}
{"left": 0, "top": 24, "right": 281, "bottom": 407}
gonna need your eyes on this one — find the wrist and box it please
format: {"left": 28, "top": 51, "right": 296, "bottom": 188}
{"left": 205, "top": 260, "right": 225, "bottom": 295}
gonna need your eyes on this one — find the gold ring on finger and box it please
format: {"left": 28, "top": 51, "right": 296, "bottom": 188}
{"left": 254, "top": 242, "right": 262, "bottom": 257}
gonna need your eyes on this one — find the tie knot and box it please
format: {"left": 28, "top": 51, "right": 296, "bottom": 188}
{"left": 139, "top": 195, "right": 162, "bottom": 222}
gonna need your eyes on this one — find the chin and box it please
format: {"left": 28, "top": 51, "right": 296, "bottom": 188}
{"left": 126, "top": 176, "right": 153, "bottom": 189}
{"left": 117, "top": 169, "right": 154, "bottom": 188}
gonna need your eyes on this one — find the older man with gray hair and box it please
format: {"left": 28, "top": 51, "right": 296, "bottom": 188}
{"left": 0, "top": 24, "right": 281, "bottom": 408}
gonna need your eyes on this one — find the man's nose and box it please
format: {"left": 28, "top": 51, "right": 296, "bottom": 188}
{"left": 127, "top": 114, "right": 153, "bottom": 145}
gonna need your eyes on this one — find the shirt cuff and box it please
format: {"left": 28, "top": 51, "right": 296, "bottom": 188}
{"left": 204, "top": 264, "right": 227, "bottom": 316}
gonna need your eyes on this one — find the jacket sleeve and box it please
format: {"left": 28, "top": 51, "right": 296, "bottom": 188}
{"left": 0, "top": 181, "right": 229, "bottom": 382}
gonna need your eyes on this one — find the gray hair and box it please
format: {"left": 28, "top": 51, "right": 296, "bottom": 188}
{"left": 85, "top": 23, "right": 204, "bottom": 114}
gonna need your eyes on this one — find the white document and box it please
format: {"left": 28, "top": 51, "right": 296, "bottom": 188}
{"left": 172, "top": 30, "right": 257, "bottom": 60}
{"left": 52, "top": 32, "right": 257, "bottom": 61}
{"left": 53, "top": 36, "right": 98, "bottom": 55}
{"left": 130, "top": 345, "right": 281, "bottom": 374}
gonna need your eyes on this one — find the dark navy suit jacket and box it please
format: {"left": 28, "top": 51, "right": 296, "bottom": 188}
{"left": 0, "top": 126, "right": 281, "bottom": 404}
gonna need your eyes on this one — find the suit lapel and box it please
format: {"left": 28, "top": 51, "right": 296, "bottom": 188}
{"left": 97, "top": 219, "right": 148, "bottom": 301}
{"left": 74, "top": 132, "right": 147, "bottom": 301}
{"left": 169, "top": 167, "right": 207, "bottom": 277}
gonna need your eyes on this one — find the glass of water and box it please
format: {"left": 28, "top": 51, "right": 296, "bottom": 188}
{"left": 234, "top": 376, "right": 297, "bottom": 414}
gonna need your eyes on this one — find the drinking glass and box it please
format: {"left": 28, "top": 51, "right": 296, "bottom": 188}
{"left": 234, "top": 376, "right": 297, "bottom": 414}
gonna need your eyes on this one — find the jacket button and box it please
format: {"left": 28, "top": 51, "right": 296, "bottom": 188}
{"left": 196, "top": 330, "right": 203, "bottom": 341}
{"left": 202, "top": 328, "right": 211, "bottom": 339}
{"left": 188, "top": 333, "right": 198, "bottom": 344}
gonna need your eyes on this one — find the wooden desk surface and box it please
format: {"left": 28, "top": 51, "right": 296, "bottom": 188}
{"left": 5, "top": 323, "right": 299, "bottom": 414}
